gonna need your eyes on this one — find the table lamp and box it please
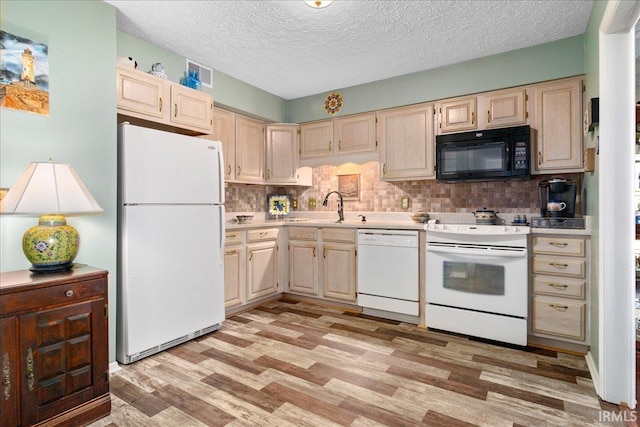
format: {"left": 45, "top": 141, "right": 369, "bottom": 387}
{"left": 0, "top": 161, "right": 103, "bottom": 273}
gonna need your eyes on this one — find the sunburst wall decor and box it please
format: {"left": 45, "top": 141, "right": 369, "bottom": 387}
{"left": 324, "top": 92, "right": 343, "bottom": 115}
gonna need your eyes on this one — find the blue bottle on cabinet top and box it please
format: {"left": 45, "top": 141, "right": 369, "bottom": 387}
{"left": 182, "top": 69, "right": 201, "bottom": 90}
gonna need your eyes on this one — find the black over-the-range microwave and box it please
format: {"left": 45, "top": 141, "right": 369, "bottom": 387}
{"left": 435, "top": 125, "right": 531, "bottom": 182}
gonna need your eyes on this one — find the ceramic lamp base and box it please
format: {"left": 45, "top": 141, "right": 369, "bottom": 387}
{"left": 22, "top": 214, "right": 79, "bottom": 273}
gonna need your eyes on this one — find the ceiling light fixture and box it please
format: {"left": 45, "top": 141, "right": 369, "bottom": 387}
{"left": 304, "top": 0, "right": 334, "bottom": 9}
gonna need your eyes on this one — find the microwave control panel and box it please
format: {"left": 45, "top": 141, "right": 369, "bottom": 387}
{"left": 513, "top": 141, "right": 528, "bottom": 170}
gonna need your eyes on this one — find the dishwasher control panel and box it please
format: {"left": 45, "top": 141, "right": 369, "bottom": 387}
{"left": 357, "top": 229, "right": 419, "bottom": 247}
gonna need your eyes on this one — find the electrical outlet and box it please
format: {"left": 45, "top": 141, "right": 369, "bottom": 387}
{"left": 292, "top": 198, "right": 298, "bottom": 209}
{"left": 401, "top": 197, "right": 409, "bottom": 210}
{"left": 309, "top": 198, "right": 316, "bottom": 210}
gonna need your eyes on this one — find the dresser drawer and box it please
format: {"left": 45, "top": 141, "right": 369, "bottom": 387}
{"left": 247, "top": 228, "right": 280, "bottom": 242}
{"left": 225, "top": 230, "right": 243, "bottom": 245}
{"left": 533, "top": 275, "right": 585, "bottom": 299}
{"left": 532, "top": 255, "right": 585, "bottom": 278}
{"left": 532, "top": 236, "right": 585, "bottom": 257}
{"left": 533, "top": 297, "right": 585, "bottom": 341}
{"left": 288, "top": 227, "right": 318, "bottom": 241}
{"left": 1, "top": 278, "right": 105, "bottom": 315}
{"left": 322, "top": 228, "right": 356, "bottom": 243}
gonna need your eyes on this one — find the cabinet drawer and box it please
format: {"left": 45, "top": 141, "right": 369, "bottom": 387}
{"left": 532, "top": 256, "right": 585, "bottom": 278}
{"left": 288, "top": 227, "right": 318, "bottom": 241}
{"left": 532, "top": 237, "right": 585, "bottom": 257}
{"left": 533, "top": 297, "right": 585, "bottom": 340}
{"left": 225, "top": 231, "right": 243, "bottom": 245}
{"left": 1, "top": 278, "right": 105, "bottom": 315}
{"left": 322, "top": 228, "right": 355, "bottom": 243}
{"left": 533, "top": 275, "right": 585, "bottom": 299}
{"left": 247, "top": 228, "right": 280, "bottom": 242}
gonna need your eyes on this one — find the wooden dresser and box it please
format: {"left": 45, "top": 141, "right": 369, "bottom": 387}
{"left": 0, "top": 266, "right": 110, "bottom": 427}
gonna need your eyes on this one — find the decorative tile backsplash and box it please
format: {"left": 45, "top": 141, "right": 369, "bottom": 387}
{"left": 225, "top": 162, "right": 582, "bottom": 215}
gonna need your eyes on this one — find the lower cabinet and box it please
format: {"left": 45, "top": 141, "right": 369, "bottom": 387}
{"left": 0, "top": 267, "right": 110, "bottom": 427}
{"left": 246, "top": 228, "right": 280, "bottom": 301}
{"left": 287, "top": 227, "right": 357, "bottom": 303}
{"left": 224, "top": 230, "right": 245, "bottom": 309}
{"left": 530, "top": 235, "right": 589, "bottom": 345}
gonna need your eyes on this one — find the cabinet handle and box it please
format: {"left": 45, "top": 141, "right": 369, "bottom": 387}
{"left": 225, "top": 250, "right": 239, "bottom": 255}
{"left": 227, "top": 234, "right": 237, "bottom": 238}
{"left": 538, "top": 151, "right": 542, "bottom": 165}
{"left": 471, "top": 112, "right": 475, "bottom": 125}
{"left": 227, "top": 164, "right": 231, "bottom": 176}
{"left": 549, "top": 262, "right": 568, "bottom": 268}
{"left": 174, "top": 103, "right": 178, "bottom": 118}
{"left": 237, "top": 165, "right": 241, "bottom": 175}
{"left": 487, "top": 110, "right": 491, "bottom": 123}
{"left": 260, "top": 232, "right": 268, "bottom": 237}
{"left": 2, "top": 352, "right": 10, "bottom": 400}
{"left": 339, "top": 140, "right": 342, "bottom": 150}
{"left": 249, "top": 251, "right": 252, "bottom": 261}
{"left": 548, "top": 303, "right": 569, "bottom": 311}
{"left": 382, "top": 163, "right": 387, "bottom": 175}
{"left": 159, "top": 97, "right": 163, "bottom": 112}
{"left": 329, "top": 141, "right": 332, "bottom": 151}
{"left": 313, "top": 247, "right": 316, "bottom": 257}
{"left": 267, "top": 169, "right": 271, "bottom": 179}
{"left": 26, "top": 348, "right": 34, "bottom": 392}
{"left": 65, "top": 290, "right": 74, "bottom": 297}
{"left": 323, "top": 248, "right": 327, "bottom": 258}
{"left": 548, "top": 242, "right": 568, "bottom": 247}
{"left": 548, "top": 283, "right": 568, "bottom": 289}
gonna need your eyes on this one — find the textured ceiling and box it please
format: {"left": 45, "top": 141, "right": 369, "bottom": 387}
{"left": 106, "top": 0, "right": 594, "bottom": 100}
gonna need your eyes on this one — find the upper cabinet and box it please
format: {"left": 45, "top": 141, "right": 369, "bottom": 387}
{"left": 531, "top": 77, "right": 584, "bottom": 173}
{"left": 378, "top": 103, "right": 435, "bottom": 181}
{"left": 480, "top": 88, "right": 528, "bottom": 129}
{"left": 300, "top": 113, "right": 377, "bottom": 162}
{"left": 210, "top": 108, "right": 236, "bottom": 181}
{"left": 300, "top": 120, "right": 333, "bottom": 158}
{"left": 116, "top": 65, "right": 213, "bottom": 135}
{"left": 437, "top": 96, "right": 477, "bottom": 134}
{"left": 265, "top": 124, "right": 299, "bottom": 184}
{"left": 235, "top": 116, "right": 265, "bottom": 183}
{"left": 334, "top": 113, "right": 377, "bottom": 155}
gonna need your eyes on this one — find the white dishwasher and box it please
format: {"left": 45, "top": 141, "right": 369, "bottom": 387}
{"left": 357, "top": 229, "right": 419, "bottom": 319}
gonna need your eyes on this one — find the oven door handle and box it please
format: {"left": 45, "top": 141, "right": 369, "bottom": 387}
{"left": 426, "top": 244, "right": 527, "bottom": 258}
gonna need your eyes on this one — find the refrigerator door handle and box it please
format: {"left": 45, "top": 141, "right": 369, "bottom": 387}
{"left": 216, "top": 142, "right": 225, "bottom": 204}
{"left": 219, "top": 206, "right": 225, "bottom": 263}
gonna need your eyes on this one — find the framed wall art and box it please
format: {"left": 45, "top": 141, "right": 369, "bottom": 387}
{"left": 0, "top": 30, "right": 49, "bottom": 115}
{"left": 337, "top": 173, "right": 360, "bottom": 201}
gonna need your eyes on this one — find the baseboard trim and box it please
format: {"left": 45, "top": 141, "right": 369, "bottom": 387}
{"left": 586, "top": 350, "right": 601, "bottom": 396}
{"left": 109, "top": 361, "right": 121, "bottom": 374}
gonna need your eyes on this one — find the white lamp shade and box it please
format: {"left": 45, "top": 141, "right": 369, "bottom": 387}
{"left": 0, "top": 162, "right": 103, "bottom": 215}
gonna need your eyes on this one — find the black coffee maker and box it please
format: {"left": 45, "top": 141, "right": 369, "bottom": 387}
{"left": 539, "top": 178, "right": 577, "bottom": 218}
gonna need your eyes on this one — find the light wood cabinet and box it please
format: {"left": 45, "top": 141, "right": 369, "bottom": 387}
{"left": 334, "top": 113, "right": 377, "bottom": 155}
{"left": 531, "top": 235, "right": 588, "bottom": 343}
{"left": 116, "top": 65, "right": 213, "bottom": 134}
{"left": 300, "top": 120, "right": 334, "bottom": 158}
{"left": 438, "top": 96, "right": 477, "bottom": 133}
{"left": 377, "top": 103, "right": 435, "bottom": 180}
{"left": 0, "top": 267, "right": 110, "bottom": 427}
{"left": 246, "top": 228, "right": 280, "bottom": 301}
{"left": 288, "top": 227, "right": 319, "bottom": 296}
{"left": 480, "top": 88, "right": 528, "bottom": 129}
{"left": 236, "top": 116, "right": 264, "bottom": 183}
{"left": 531, "top": 77, "right": 583, "bottom": 173}
{"left": 224, "top": 230, "right": 244, "bottom": 309}
{"left": 266, "top": 124, "right": 299, "bottom": 184}
{"left": 210, "top": 108, "right": 236, "bottom": 181}
{"left": 300, "top": 113, "right": 376, "bottom": 160}
{"left": 322, "top": 228, "right": 357, "bottom": 303}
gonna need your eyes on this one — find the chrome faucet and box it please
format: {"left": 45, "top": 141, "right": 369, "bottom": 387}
{"left": 322, "top": 191, "right": 344, "bottom": 223}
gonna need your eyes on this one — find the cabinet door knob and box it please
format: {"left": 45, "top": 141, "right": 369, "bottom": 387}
{"left": 65, "top": 290, "right": 74, "bottom": 297}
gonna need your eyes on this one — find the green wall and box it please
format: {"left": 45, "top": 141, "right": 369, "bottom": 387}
{"left": 117, "top": 31, "right": 288, "bottom": 122}
{"left": 287, "top": 35, "right": 585, "bottom": 123}
{"left": 0, "top": 1, "right": 118, "bottom": 360}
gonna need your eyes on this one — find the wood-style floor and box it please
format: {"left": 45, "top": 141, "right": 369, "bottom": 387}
{"left": 90, "top": 299, "right": 626, "bottom": 427}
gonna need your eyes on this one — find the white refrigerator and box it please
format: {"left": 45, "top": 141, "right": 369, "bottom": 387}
{"left": 116, "top": 123, "right": 225, "bottom": 364}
